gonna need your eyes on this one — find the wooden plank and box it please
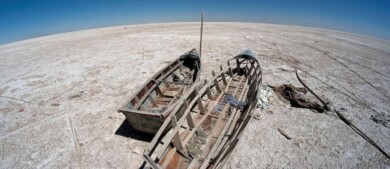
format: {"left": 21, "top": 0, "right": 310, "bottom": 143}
{"left": 153, "top": 80, "right": 193, "bottom": 85}
{"left": 118, "top": 108, "right": 160, "bottom": 117}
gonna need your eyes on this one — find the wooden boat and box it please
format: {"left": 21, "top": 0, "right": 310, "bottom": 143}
{"left": 118, "top": 49, "right": 201, "bottom": 134}
{"left": 143, "top": 50, "right": 262, "bottom": 169}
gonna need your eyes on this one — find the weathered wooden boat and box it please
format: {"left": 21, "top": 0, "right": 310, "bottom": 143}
{"left": 143, "top": 50, "right": 262, "bottom": 169}
{"left": 118, "top": 49, "right": 202, "bottom": 134}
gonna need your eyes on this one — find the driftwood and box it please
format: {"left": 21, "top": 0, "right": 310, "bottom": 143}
{"left": 277, "top": 128, "right": 292, "bottom": 140}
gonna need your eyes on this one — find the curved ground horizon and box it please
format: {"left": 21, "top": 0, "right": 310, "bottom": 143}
{"left": 0, "top": 22, "right": 389, "bottom": 168}
{"left": 1, "top": 22, "right": 389, "bottom": 47}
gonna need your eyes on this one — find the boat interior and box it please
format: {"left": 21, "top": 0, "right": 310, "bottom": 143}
{"left": 121, "top": 59, "right": 198, "bottom": 115}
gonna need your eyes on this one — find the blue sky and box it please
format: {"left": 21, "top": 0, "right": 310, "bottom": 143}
{"left": 0, "top": 0, "right": 389, "bottom": 44}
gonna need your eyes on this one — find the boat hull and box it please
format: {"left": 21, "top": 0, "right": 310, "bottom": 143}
{"left": 144, "top": 50, "right": 262, "bottom": 168}
{"left": 118, "top": 49, "right": 201, "bottom": 134}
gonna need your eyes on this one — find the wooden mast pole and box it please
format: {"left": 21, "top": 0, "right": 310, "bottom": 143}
{"left": 199, "top": 12, "right": 204, "bottom": 58}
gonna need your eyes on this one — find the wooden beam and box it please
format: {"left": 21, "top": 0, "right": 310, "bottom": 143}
{"left": 143, "top": 155, "right": 163, "bottom": 169}
{"left": 214, "top": 79, "right": 222, "bottom": 93}
{"left": 206, "top": 87, "right": 213, "bottom": 100}
{"left": 118, "top": 108, "right": 160, "bottom": 117}
{"left": 171, "top": 116, "right": 185, "bottom": 151}
{"left": 228, "top": 67, "right": 233, "bottom": 77}
{"left": 197, "top": 98, "right": 206, "bottom": 115}
{"left": 186, "top": 114, "right": 195, "bottom": 129}
{"left": 195, "top": 89, "right": 206, "bottom": 115}
{"left": 153, "top": 80, "right": 193, "bottom": 85}
{"left": 221, "top": 73, "right": 227, "bottom": 85}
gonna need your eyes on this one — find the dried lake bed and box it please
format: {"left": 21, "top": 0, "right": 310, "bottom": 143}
{"left": 0, "top": 22, "right": 389, "bottom": 168}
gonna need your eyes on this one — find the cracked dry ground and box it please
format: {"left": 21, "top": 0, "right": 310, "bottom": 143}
{"left": 0, "top": 23, "right": 389, "bottom": 168}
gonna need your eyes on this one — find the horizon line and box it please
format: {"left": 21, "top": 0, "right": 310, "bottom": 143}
{"left": 1, "top": 21, "right": 389, "bottom": 46}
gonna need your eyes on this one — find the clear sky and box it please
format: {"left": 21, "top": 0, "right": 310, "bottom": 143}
{"left": 1, "top": 0, "right": 389, "bottom": 44}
